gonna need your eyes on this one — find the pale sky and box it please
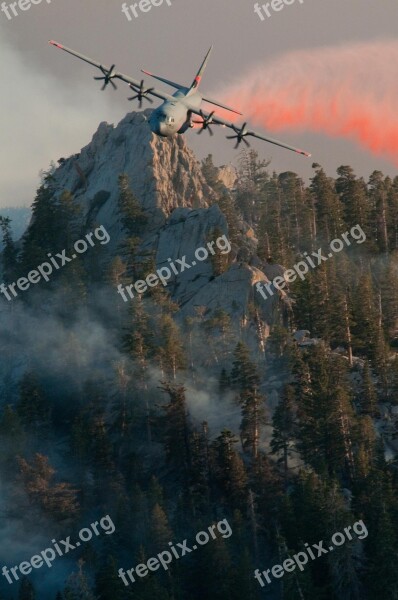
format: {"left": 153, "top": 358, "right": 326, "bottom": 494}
{"left": 1, "top": 0, "right": 398, "bottom": 207}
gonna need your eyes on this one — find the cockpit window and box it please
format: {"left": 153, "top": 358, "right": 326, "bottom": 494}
{"left": 159, "top": 114, "right": 175, "bottom": 124}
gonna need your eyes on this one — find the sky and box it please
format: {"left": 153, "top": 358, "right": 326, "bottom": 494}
{"left": 1, "top": 0, "right": 398, "bottom": 207}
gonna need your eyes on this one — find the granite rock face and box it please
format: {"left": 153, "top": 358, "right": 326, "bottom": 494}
{"left": 51, "top": 109, "right": 215, "bottom": 243}
{"left": 39, "top": 110, "right": 283, "bottom": 333}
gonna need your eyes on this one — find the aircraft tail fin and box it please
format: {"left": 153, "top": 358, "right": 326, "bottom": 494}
{"left": 189, "top": 46, "right": 213, "bottom": 93}
{"left": 142, "top": 48, "right": 242, "bottom": 115}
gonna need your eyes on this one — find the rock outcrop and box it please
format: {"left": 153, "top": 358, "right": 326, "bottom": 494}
{"left": 51, "top": 110, "right": 216, "bottom": 244}
{"left": 39, "top": 110, "right": 283, "bottom": 333}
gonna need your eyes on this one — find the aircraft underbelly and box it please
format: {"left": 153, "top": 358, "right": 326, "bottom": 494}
{"left": 150, "top": 100, "right": 190, "bottom": 137}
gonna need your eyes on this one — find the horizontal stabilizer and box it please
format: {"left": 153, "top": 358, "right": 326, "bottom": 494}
{"left": 202, "top": 97, "right": 242, "bottom": 116}
{"left": 141, "top": 70, "right": 185, "bottom": 91}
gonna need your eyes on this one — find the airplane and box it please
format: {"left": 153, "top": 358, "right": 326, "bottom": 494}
{"left": 48, "top": 41, "right": 311, "bottom": 157}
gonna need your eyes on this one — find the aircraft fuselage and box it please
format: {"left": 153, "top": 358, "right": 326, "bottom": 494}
{"left": 149, "top": 89, "right": 202, "bottom": 137}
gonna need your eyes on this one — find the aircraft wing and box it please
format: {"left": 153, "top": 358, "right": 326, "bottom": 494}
{"left": 188, "top": 106, "right": 311, "bottom": 157}
{"left": 141, "top": 69, "right": 186, "bottom": 91}
{"left": 49, "top": 41, "right": 177, "bottom": 103}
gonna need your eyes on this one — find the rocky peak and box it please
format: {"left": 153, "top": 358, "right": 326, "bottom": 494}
{"left": 51, "top": 110, "right": 216, "bottom": 240}
{"left": 29, "top": 110, "right": 284, "bottom": 337}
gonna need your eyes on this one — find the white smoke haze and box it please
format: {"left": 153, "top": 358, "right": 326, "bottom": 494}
{"left": 185, "top": 381, "right": 241, "bottom": 436}
{"left": 0, "top": 37, "right": 123, "bottom": 208}
{"left": 0, "top": 292, "right": 124, "bottom": 598}
{"left": 0, "top": 296, "right": 123, "bottom": 402}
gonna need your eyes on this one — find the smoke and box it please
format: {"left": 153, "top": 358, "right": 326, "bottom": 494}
{"left": 0, "top": 37, "right": 123, "bottom": 208}
{"left": 0, "top": 288, "right": 125, "bottom": 599}
{"left": 218, "top": 39, "right": 398, "bottom": 164}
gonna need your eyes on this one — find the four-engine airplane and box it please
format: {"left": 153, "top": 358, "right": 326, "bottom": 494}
{"left": 49, "top": 41, "right": 311, "bottom": 157}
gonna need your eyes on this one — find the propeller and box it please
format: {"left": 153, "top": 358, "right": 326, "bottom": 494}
{"left": 94, "top": 65, "right": 118, "bottom": 90}
{"left": 193, "top": 110, "right": 216, "bottom": 136}
{"left": 128, "top": 81, "right": 154, "bottom": 108}
{"left": 226, "top": 123, "right": 251, "bottom": 149}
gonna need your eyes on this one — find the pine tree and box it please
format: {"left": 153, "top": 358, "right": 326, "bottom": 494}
{"left": 18, "top": 578, "right": 35, "bottom": 600}
{"left": 310, "top": 164, "right": 344, "bottom": 242}
{"left": 309, "top": 263, "right": 332, "bottom": 341}
{"left": 201, "top": 154, "right": 223, "bottom": 192}
{"left": 295, "top": 346, "right": 356, "bottom": 480}
{"left": 17, "top": 453, "right": 79, "bottom": 520}
{"left": 388, "top": 356, "right": 398, "bottom": 405}
{"left": 278, "top": 171, "right": 312, "bottom": 255}
{"left": 231, "top": 342, "right": 260, "bottom": 392}
{"left": 368, "top": 170, "right": 389, "bottom": 253}
{"left": 0, "top": 216, "right": 18, "bottom": 282}
{"left": 217, "top": 192, "right": 241, "bottom": 246}
{"left": 231, "top": 341, "right": 266, "bottom": 458}
{"left": 359, "top": 362, "right": 378, "bottom": 416}
{"left": 186, "top": 535, "right": 233, "bottom": 600}
{"left": 124, "top": 296, "right": 153, "bottom": 366}
{"left": 219, "top": 368, "right": 230, "bottom": 395}
{"left": 271, "top": 385, "right": 296, "bottom": 483}
{"left": 252, "top": 453, "right": 282, "bottom": 528}
{"left": 56, "top": 258, "right": 88, "bottom": 315}
{"left": 387, "top": 176, "right": 398, "bottom": 250}
{"left": 64, "top": 563, "right": 96, "bottom": 600}
{"left": 118, "top": 173, "right": 147, "bottom": 235}
{"left": 352, "top": 272, "right": 379, "bottom": 357}
{"left": 336, "top": 166, "right": 371, "bottom": 238}
{"left": 17, "top": 371, "right": 52, "bottom": 437}
{"left": 159, "top": 382, "right": 191, "bottom": 479}
{"left": 364, "top": 504, "right": 398, "bottom": 599}
{"left": 57, "top": 190, "right": 81, "bottom": 252}
{"left": 0, "top": 404, "right": 25, "bottom": 476}
{"left": 229, "top": 547, "right": 258, "bottom": 600}
{"left": 202, "top": 308, "right": 234, "bottom": 363}
{"left": 261, "top": 173, "right": 286, "bottom": 262}
{"left": 211, "top": 429, "right": 247, "bottom": 510}
{"left": 354, "top": 415, "right": 377, "bottom": 480}
{"left": 378, "top": 256, "right": 398, "bottom": 341}
{"left": 206, "top": 228, "right": 231, "bottom": 275}
{"left": 189, "top": 422, "right": 211, "bottom": 514}
{"left": 150, "top": 503, "right": 173, "bottom": 549}
{"left": 256, "top": 207, "right": 272, "bottom": 261}
{"left": 235, "top": 149, "right": 269, "bottom": 224}
{"left": 155, "top": 314, "right": 186, "bottom": 379}
{"left": 94, "top": 556, "right": 127, "bottom": 600}
{"left": 89, "top": 411, "right": 115, "bottom": 474}
{"left": 20, "top": 182, "right": 60, "bottom": 271}
{"left": 107, "top": 255, "right": 127, "bottom": 290}
{"left": 106, "top": 256, "right": 128, "bottom": 329}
